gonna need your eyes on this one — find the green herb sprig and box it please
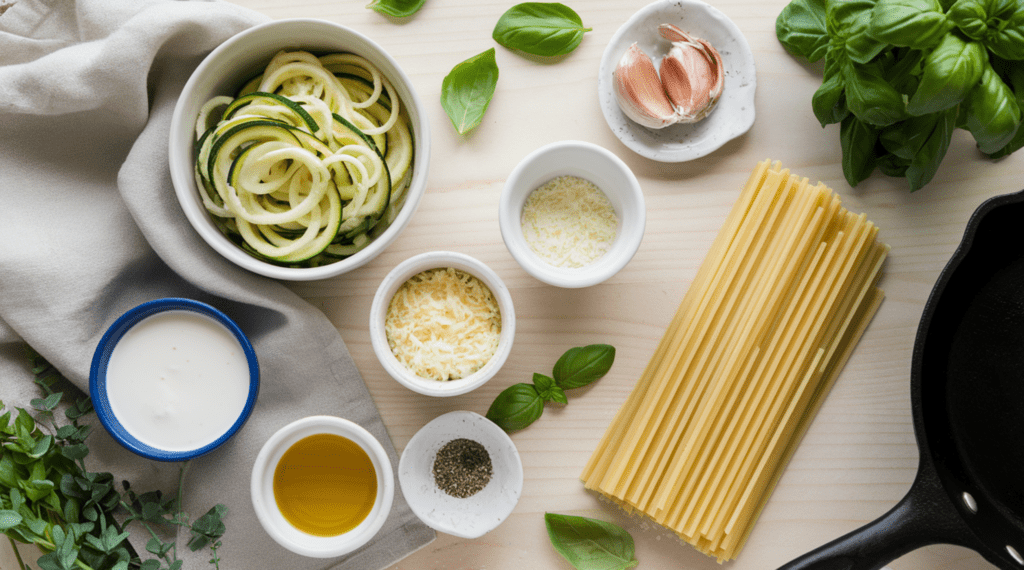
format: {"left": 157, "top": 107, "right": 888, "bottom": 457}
{"left": 776, "top": 0, "right": 1024, "bottom": 191}
{"left": 0, "top": 349, "right": 227, "bottom": 570}
{"left": 545, "top": 512, "right": 638, "bottom": 570}
{"left": 485, "top": 344, "right": 614, "bottom": 432}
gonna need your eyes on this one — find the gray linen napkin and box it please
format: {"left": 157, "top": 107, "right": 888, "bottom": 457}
{"left": 0, "top": 1, "right": 435, "bottom": 568}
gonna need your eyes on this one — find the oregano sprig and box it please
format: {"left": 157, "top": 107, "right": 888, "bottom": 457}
{"left": 486, "top": 344, "right": 614, "bottom": 432}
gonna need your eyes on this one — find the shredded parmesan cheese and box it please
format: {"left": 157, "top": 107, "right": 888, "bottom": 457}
{"left": 521, "top": 175, "right": 618, "bottom": 268}
{"left": 385, "top": 267, "right": 502, "bottom": 381}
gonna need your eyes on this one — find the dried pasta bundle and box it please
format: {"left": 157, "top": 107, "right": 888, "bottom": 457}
{"left": 581, "top": 159, "right": 889, "bottom": 562}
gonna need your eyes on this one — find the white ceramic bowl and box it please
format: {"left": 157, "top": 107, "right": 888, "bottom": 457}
{"left": 499, "top": 140, "right": 646, "bottom": 288}
{"left": 168, "top": 18, "right": 431, "bottom": 281}
{"left": 369, "top": 251, "right": 515, "bottom": 397}
{"left": 250, "top": 416, "right": 395, "bottom": 558}
{"left": 398, "top": 411, "right": 523, "bottom": 539}
{"left": 598, "top": 0, "right": 757, "bottom": 162}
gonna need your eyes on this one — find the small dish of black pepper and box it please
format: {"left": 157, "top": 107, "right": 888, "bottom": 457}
{"left": 433, "top": 438, "right": 493, "bottom": 498}
{"left": 398, "top": 411, "right": 523, "bottom": 539}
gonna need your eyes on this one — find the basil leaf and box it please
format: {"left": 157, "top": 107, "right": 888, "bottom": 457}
{"left": 552, "top": 344, "right": 615, "bottom": 390}
{"left": 842, "top": 59, "right": 906, "bottom": 126}
{"left": 840, "top": 114, "right": 880, "bottom": 186}
{"left": 486, "top": 383, "right": 544, "bottom": 431}
{"left": 545, "top": 513, "right": 638, "bottom": 570}
{"left": 812, "top": 48, "right": 849, "bottom": 126}
{"left": 441, "top": 48, "right": 499, "bottom": 134}
{"left": 869, "top": 0, "right": 953, "bottom": 49}
{"left": 881, "top": 109, "right": 958, "bottom": 190}
{"left": 533, "top": 373, "right": 568, "bottom": 404}
{"left": 776, "top": 0, "right": 830, "bottom": 62}
{"left": 949, "top": 0, "right": 1024, "bottom": 60}
{"left": 493, "top": 3, "right": 592, "bottom": 57}
{"left": 828, "top": 0, "right": 887, "bottom": 64}
{"left": 907, "top": 34, "right": 987, "bottom": 115}
{"left": 987, "top": 59, "right": 1024, "bottom": 157}
{"left": 965, "top": 64, "right": 1022, "bottom": 153}
{"left": 877, "top": 151, "right": 913, "bottom": 176}
{"left": 366, "top": 0, "right": 426, "bottom": 18}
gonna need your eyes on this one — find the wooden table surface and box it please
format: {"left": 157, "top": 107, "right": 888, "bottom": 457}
{"left": 7, "top": 1, "right": 1019, "bottom": 569}
{"left": 230, "top": 1, "right": 1021, "bottom": 569}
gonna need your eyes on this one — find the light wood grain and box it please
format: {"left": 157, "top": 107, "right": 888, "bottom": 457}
{"left": 5, "top": 0, "right": 1017, "bottom": 569}
{"left": 237, "top": 1, "right": 1018, "bottom": 569}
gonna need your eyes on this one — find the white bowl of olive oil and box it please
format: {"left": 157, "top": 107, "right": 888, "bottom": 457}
{"left": 250, "top": 416, "right": 395, "bottom": 558}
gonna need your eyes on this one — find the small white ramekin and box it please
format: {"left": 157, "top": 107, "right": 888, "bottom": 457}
{"left": 369, "top": 251, "right": 515, "bottom": 397}
{"left": 498, "top": 140, "right": 646, "bottom": 288}
{"left": 250, "top": 416, "right": 395, "bottom": 558}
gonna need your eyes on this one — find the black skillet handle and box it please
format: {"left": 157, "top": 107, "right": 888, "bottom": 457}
{"left": 777, "top": 458, "right": 974, "bottom": 570}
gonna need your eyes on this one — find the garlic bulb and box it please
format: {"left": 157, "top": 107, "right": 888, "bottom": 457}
{"left": 613, "top": 24, "right": 724, "bottom": 129}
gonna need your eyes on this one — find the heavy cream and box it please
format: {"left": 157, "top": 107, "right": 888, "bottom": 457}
{"left": 105, "top": 310, "right": 251, "bottom": 451}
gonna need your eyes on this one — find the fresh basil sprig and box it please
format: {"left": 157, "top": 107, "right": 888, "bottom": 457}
{"left": 544, "top": 513, "right": 638, "bottom": 570}
{"left": 493, "top": 3, "right": 592, "bottom": 57}
{"left": 776, "top": 0, "right": 1024, "bottom": 191}
{"left": 366, "top": 0, "right": 426, "bottom": 18}
{"left": 441, "top": 48, "right": 500, "bottom": 135}
{"left": 486, "top": 344, "right": 614, "bottom": 432}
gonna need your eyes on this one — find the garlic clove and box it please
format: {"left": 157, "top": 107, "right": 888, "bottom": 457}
{"left": 657, "top": 24, "right": 725, "bottom": 123}
{"left": 613, "top": 42, "right": 678, "bottom": 129}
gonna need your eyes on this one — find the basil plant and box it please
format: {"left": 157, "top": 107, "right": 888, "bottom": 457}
{"left": 776, "top": 0, "right": 1024, "bottom": 191}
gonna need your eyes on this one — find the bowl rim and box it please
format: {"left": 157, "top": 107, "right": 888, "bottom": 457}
{"left": 397, "top": 410, "right": 523, "bottom": 538}
{"left": 249, "top": 415, "right": 395, "bottom": 558}
{"left": 168, "top": 18, "right": 431, "bottom": 281}
{"left": 88, "top": 298, "right": 260, "bottom": 462}
{"left": 369, "top": 251, "right": 515, "bottom": 397}
{"left": 498, "top": 140, "right": 646, "bottom": 288}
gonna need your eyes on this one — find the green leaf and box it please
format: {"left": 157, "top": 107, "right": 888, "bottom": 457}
{"left": 0, "top": 509, "right": 22, "bottom": 530}
{"left": 544, "top": 513, "right": 638, "bottom": 570}
{"left": 493, "top": 2, "right": 592, "bottom": 57}
{"left": 812, "top": 49, "right": 849, "bottom": 126}
{"left": 907, "top": 34, "right": 987, "bottom": 115}
{"left": 533, "top": 373, "right": 568, "bottom": 404}
{"left": 987, "top": 58, "right": 1024, "bottom": 157}
{"left": 843, "top": 59, "right": 906, "bottom": 126}
{"left": 949, "top": 0, "right": 1024, "bottom": 59}
{"left": 840, "top": 114, "right": 880, "bottom": 186}
{"left": 485, "top": 383, "right": 544, "bottom": 431}
{"left": 964, "top": 64, "right": 1022, "bottom": 153}
{"left": 776, "top": 0, "right": 830, "bottom": 61}
{"left": 552, "top": 344, "right": 615, "bottom": 390}
{"left": 441, "top": 48, "right": 499, "bottom": 134}
{"left": 366, "top": 0, "right": 426, "bottom": 18}
{"left": 828, "top": 0, "right": 887, "bottom": 64}
{"left": 869, "top": 0, "right": 953, "bottom": 49}
{"left": 881, "top": 109, "right": 958, "bottom": 190}
{"left": 146, "top": 536, "right": 173, "bottom": 557}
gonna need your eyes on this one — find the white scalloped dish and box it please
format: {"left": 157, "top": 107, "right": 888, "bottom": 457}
{"left": 598, "top": 0, "right": 757, "bottom": 162}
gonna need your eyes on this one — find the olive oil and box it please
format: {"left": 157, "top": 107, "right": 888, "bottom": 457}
{"left": 273, "top": 433, "right": 378, "bottom": 536}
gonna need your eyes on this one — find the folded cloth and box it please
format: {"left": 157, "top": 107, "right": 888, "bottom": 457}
{"left": 0, "top": 1, "right": 434, "bottom": 568}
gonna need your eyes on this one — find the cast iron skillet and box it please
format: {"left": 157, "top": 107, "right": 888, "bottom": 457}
{"left": 778, "top": 190, "right": 1024, "bottom": 570}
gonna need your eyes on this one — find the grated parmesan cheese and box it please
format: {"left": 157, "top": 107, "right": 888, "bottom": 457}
{"left": 520, "top": 175, "right": 618, "bottom": 268}
{"left": 385, "top": 267, "right": 502, "bottom": 381}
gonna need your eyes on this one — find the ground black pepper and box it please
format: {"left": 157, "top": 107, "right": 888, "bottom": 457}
{"left": 432, "top": 438, "right": 493, "bottom": 498}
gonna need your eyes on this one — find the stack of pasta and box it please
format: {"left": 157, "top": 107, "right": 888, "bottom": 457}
{"left": 581, "top": 159, "right": 889, "bottom": 562}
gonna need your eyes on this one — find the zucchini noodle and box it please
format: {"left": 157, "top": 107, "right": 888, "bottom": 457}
{"left": 192, "top": 50, "right": 415, "bottom": 267}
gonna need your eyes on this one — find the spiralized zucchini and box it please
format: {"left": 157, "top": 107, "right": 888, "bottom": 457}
{"left": 193, "top": 50, "right": 415, "bottom": 267}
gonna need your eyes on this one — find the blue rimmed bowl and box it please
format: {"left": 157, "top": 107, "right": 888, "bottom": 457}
{"left": 89, "top": 298, "right": 259, "bottom": 461}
